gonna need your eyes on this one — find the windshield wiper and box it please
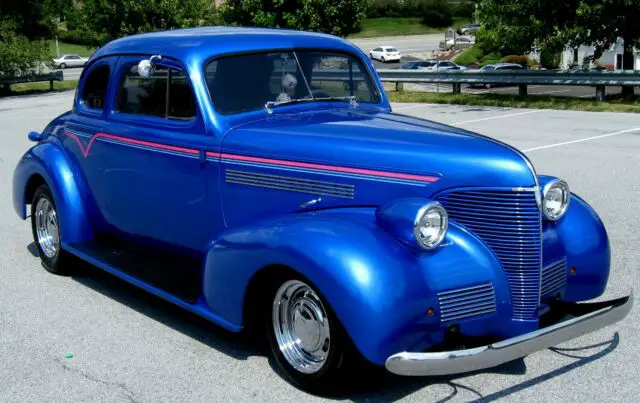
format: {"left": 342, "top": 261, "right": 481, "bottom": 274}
{"left": 264, "top": 96, "right": 358, "bottom": 114}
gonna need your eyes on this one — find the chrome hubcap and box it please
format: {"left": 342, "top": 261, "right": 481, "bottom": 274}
{"left": 272, "top": 280, "right": 331, "bottom": 374}
{"left": 35, "top": 197, "right": 59, "bottom": 259}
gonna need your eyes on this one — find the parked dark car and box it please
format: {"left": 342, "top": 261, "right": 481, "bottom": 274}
{"left": 401, "top": 60, "right": 436, "bottom": 69}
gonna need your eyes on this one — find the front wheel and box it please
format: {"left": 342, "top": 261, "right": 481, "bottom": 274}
{"left": 31, "top": 184, "right": 74, "bottom": 275}
{"left": 59, "top": 63, "right": 66, "bottom": 69}
{"left": 266, "top": 277, "right": 361, "bottom": 395}
{"left": 381, "top": 56, "right": 386, "bottom": 63}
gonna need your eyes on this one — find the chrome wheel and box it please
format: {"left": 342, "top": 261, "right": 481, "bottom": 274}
{"left": 35, "top": 197, "right": 59, "bottom": 259}
{"left": 272, "top": 280, "right": 331, "bottom": 374}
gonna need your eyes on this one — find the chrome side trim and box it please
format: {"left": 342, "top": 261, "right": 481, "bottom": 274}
{"left": 385, "top": 291, "right": 633, "bottom": 376}
{"left": 225, "top": 169, "right": 355, "bottom": 199}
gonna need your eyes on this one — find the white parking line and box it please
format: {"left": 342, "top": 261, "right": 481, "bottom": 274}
{"left": 524, "top": 127, "right": 640, "bottom": 152}
{"left": 453, "top": 110, "right": 544, "bottom": 125}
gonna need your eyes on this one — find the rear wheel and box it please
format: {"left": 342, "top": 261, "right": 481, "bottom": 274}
{"left": 31, "top": 185, "right": 73, "bottom": 275}
{"left": 265, "top": 276, "right": 361, "bottom": 395}
{"left": 381, "top": 56, "right": 386, "bottom": 63}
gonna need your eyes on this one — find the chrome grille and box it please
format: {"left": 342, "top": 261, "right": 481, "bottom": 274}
{"left": 225, "top": 169, "right": 355, "bottom": 199}
{"left": 541, "top": 259, "right": 568, "bottom": 298}
{"left": 436, "top": 189, "right": 542, "bottom": 320}
{"left": 438, "top": 283, "right": 496, "bottom": 322}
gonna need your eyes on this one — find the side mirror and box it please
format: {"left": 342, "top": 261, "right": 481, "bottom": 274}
{"left": 137, "top": 59, "right": 154, "bottom": 78}
{"left": 28, "top": 131, "right": 43, "bottom": 142}
{"left": 137, "top": 55, "right": 163, "bottom": 78}
{"left": 137, "top": 55, "right": 182, "bottom": 78}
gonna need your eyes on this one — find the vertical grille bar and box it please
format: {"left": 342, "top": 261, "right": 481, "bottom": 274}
{"left": 436, "top": 189, "right": 542, "bottom": 320}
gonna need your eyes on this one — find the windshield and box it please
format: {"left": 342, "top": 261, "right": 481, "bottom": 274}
{"left": 206, "top": 50, "right": 381, "bottom": 115}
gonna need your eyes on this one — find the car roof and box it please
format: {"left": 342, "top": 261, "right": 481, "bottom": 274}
{"left": 494, "top": 63, "right": 522, "bottom": 67}
{"left": 91, "top": 27, "right": 362, "bottom": 65}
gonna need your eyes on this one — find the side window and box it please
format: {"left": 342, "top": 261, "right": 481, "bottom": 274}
{"left": 116, "top": 64, "right": 196, "bottom": 120}
{"left": 81, "top": 65, "right": 110, "bottom": 110}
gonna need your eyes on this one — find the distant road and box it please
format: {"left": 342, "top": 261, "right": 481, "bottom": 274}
{"left": 55, "top": 68, "right": 83, "bottom": 81}
{"left": 350, "top": 33, "right": 443, "bottom": 55}
{"left": 56, "top": 34, "right": 445, "bottom": 82}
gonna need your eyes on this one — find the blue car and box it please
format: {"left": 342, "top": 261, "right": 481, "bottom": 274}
{"left": 13, "top": 27, "right": 632, "bottom": 394}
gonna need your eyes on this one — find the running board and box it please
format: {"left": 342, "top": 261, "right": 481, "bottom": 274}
{"left": 68, "top": 240, "right": 202, "bottom": 303}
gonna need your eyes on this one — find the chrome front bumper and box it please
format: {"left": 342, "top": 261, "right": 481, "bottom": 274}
{"left": 385, "top": 292, "right": 633, "bottom": 376}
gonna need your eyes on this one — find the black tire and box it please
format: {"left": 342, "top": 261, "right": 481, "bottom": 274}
{"left": 59, "top": 63, "right": 66, "bottom": 69}
{"left": 264, "top": 274, "right": 365, "bottom": 396}
{"left": 381, "top": 56, "right": 385, "bottom": 63}
{"left": 30, "top": 184, "right": 74, "bottom": 275}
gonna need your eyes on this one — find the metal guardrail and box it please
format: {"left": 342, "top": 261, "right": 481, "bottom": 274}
{"left": 0, "top": 71, "right": 64, "bottom": 90}
{"left": 376, "top": 69, "right": 640, "bottom": 101}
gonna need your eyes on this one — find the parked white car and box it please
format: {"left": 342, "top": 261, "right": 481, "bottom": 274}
{"left": 52, "top": 54, "right": 88, "bottom": 69}
{"left": 369, "top": 46, "right": 401, "bottom": 63}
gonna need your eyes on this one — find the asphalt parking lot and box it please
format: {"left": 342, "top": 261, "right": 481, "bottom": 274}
{"left": 0, "top": 91, "right": 638, "bottom": 402}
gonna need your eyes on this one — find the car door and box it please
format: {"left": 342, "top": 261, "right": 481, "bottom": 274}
{"left": 65, "top": 55, "right": 217, "bottom": 255}
{"left": 66, "top": 55, "right": 79, "bottom": 67}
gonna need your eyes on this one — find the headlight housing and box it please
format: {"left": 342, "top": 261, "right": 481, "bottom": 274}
{"left": 413, "top": 202, "right": 448, "bottom": 250}
{"left": 542, "top": 179, "right": 570, "bottom": 221}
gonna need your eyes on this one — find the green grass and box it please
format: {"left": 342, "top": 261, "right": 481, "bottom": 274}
{"left": 349, "top": 17, "right": 469, "bottom": 39}
{"left": 47, "top": 40, "right": 97, "bottom": 58}
{"left": 3, "top": 80, "right": 78, "bottom": 97}
{"left": 388, "top": 91, "right": 640, "bottom": 113}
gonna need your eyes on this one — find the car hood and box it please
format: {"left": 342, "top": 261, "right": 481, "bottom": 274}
{"left": 223, "top": 108, "right": 535, "bottom": 191}
{"left": 220, "top": 108, "right": 536, "bottom": 223}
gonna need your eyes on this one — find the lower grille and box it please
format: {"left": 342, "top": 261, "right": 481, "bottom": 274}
{"left": 436, "top": 189, "right": 542, "bottom": 320}
{"left": 438, "top": 283, "right": 497, "bottom": 323}
{"left": 541, "top": 259, "right": 568, "bottom": 298}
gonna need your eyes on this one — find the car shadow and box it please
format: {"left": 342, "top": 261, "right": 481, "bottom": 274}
{"left": 61, "top": 252, "right": 619, "bottom": 400}
{"left": 70, "top": 261, "right": 262, "bottom": 361}
{"left": 27, "top": 242, "right": 38, "bottom": 257}
{"left": 341, "top": 334, "right": 619, "bottom": 402}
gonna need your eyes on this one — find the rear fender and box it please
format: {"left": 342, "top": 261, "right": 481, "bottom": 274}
{"left": 202, "top": 208, "right": 509, "bottom": 365}
{"left": 12, "top": 140, "right": 92, "bottom": 245}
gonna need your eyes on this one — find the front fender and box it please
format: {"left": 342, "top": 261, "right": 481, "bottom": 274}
{"left": 12, "top": 140, "right": 92, "bottom": 244}
{"left": 203, "top": 208, "right": 510, "bottom": 365}
{"left": 555, "top": 194, "right": 610, "bottom": 301}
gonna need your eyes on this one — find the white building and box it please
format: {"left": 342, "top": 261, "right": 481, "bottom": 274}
{"left": 561, "top": 38, "right": 640, "bottom": 70}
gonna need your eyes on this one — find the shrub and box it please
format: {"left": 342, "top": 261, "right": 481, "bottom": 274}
{"left": 479, "top": 51, "right": 502, "bottom": 66}
{"left": 367, "top": 0, "right": 427, "bottom": 18}
{"left": 453, "top": 45, "right": 483, "bottom": 65}
{"left": 539, "top": 46, "right": 561, "bottom": 69}
{"left": 420, "top": 0, "right": 453, "bottom": 28}
{"left": 57, "top": 29, "right": 102, "bottom": 47}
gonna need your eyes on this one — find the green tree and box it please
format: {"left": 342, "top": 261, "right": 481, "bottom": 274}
{"left": 478, "top": 0, "right": 640, "bottom": 96}
{"left": 78, "top": 0, "right": 216, "bottom": 44}
{"left": 0, "top": 0, "right": 54, "bottom": 81}
{"left": 220, "top": 0, "right": 368, "bottom": 37}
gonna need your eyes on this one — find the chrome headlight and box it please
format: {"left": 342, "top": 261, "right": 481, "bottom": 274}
{"left": 542, "top": 179, "right": 570, "bottom": 221}
{"left": 413, "top": 202, "right": 448, "bottom": 250}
